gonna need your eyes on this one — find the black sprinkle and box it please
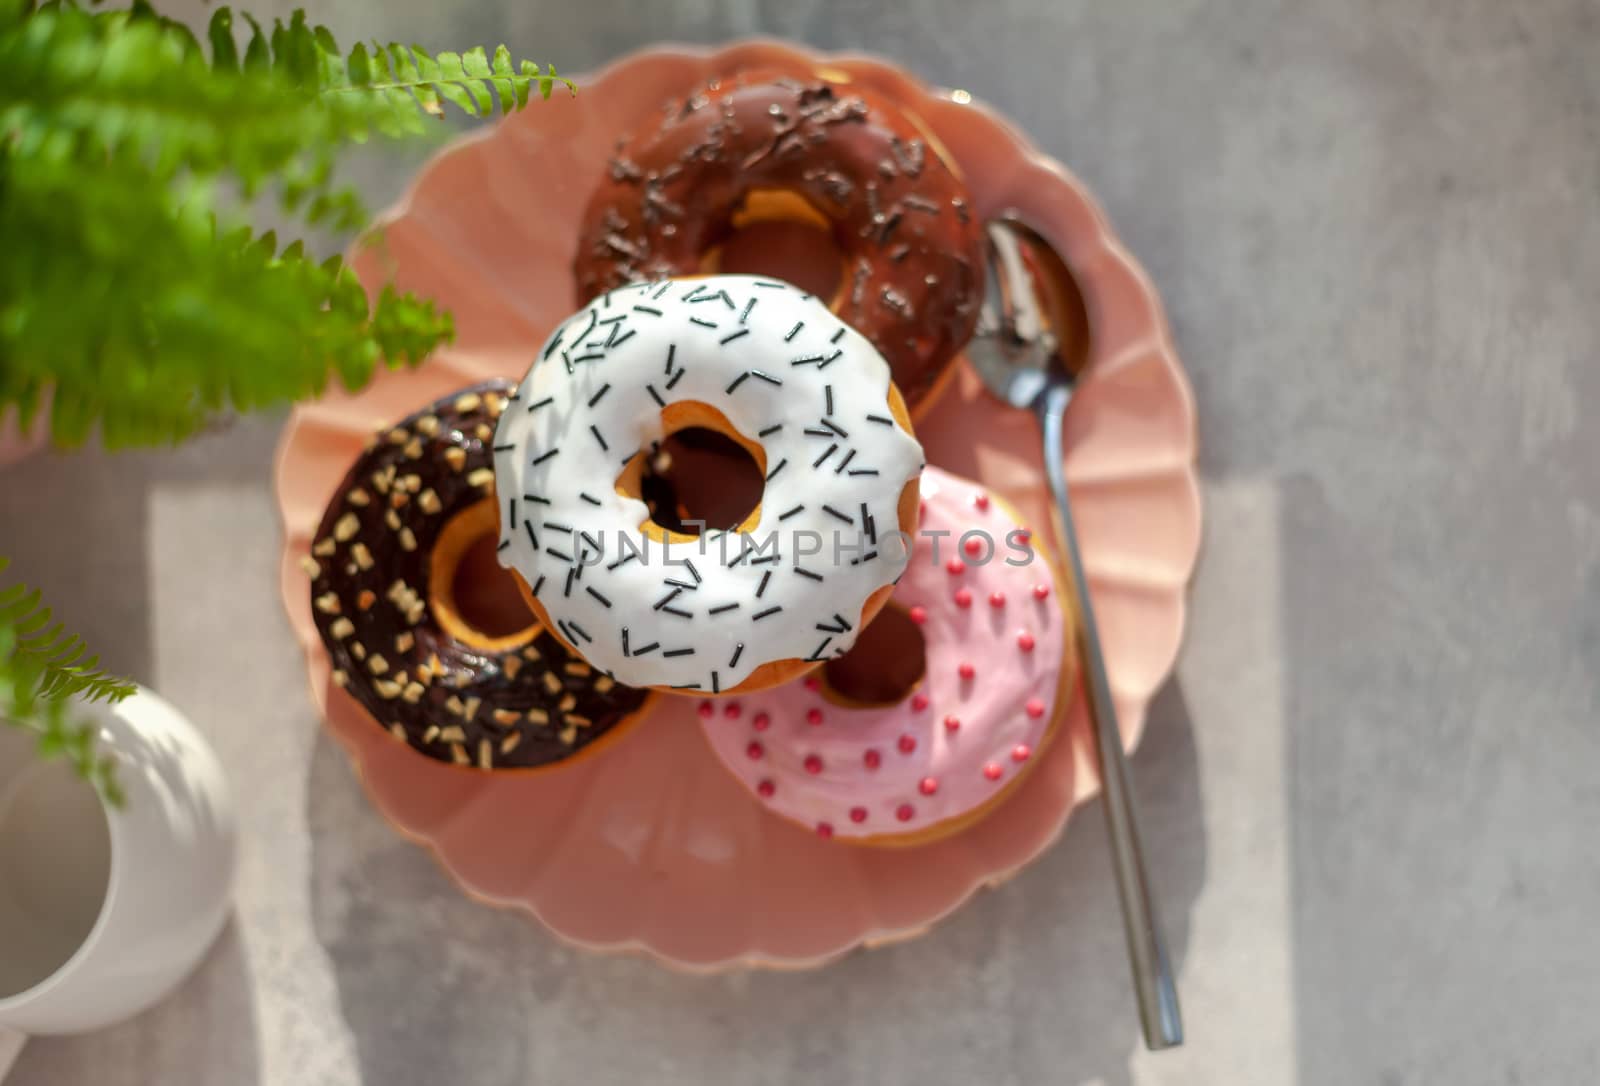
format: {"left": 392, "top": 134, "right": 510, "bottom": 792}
{"left": 825, "top": 385, "right": 834, "bottom": 415}
{"left": 665, "top": 368, "right": 686, "bottom": 390}
{"left": 750, "top": 554, "right": 781, "bottom": 566}
{"left": 603, "top": 322, "right": 624, "bottom": 348}
{"left": 832, "top": 612, "right": 853, "bottom": 631}
{"left": 821, "top": 418, "right": 849, "bottom": 438}
{"left": 652, "top": 281, "right": 673, "bottom": 300}
{"left": 633, "top": 641, "right": 660, "bottom": 657}
{"left": 579, "top": 530, "right": 602, "bottom": 554}
{"left": 547, "top": 547, "right": 573, "bottom": 563}
{"left": 586, "top": 586, "right": 613, "bottom": 608}
{"left": 805, "top": 427, "right": 836, "bottom": 438}
{"left": 766, "top": 458, "right": 788, "bottom": 481}
{"left": 587, "top": 383, "right": 612, "bottom": 408}
{"left": 807, "top": 637, "right": 833, "bottom": 661}
{"left": 573, "top": 352, "right": 606, "bottom": 365}
{"left": 728, "top": 537, "right": 753, "bottom": 568}
{"left": 830, "top": 327, "right": 846, "bottom": 344}
{"left": 834, "top": 448, "right": 857, "bottom": 474}
{"left": 682, "top": 284, "right": 705, "bottom": 302}
{"left": 755, "top": 570, "right": 773, "bottom": 598}
{"left": 543, "top": 521, "right": 573, "bottom": 533}
{"left": 633, "top": 305, "right": 663, "bottom": 316}
{"left": 790, "top": 353, "right": 826, "bottom": 367}
{"left": 564, "top": 568, "right": 576, "bottom": 596}
{"left": 665, "top": 344, "right": 677, "bottom": 374}
{"left": 720, "top": 328, "right": 750, "bottom": 346}
{"left": 622, "top": 626, "right": 630, "bottom": 655}
{"left": 729, "top": 643, "right": 745, "bottom": 668}
{"left": 818, "top": 349, "right": 843, "bottom": 369}
{"left": 684, "top": 559, "right": 702, "bottom": 584}
{"left": 647, "top": 383, "right": 666, "bottom": 407}
{"left": 711, "top": 670, "right": 721, "bottom": 694}
{"left": 812, "top": 444, "right": 837, "bottom": 468}
{"left": 784, "top": 321, "right": 804, "bottom": 342}
{"left": 531, "top": 447, "right": 560, "bottom": 466}
{"left": 543, "top": 330, "right": 565, "bottom": 359}
{"left": 610, "top": 329, "right": 636, "bottom": 349}
{"left": 590, "top": 424, "right": 609, "bottom": 452}
{"left": 664, "top": 578, "right": 698, "bottom": 591}
{"left": 758, "top": 424, "right": 783, "bottom": 437}
{"left": 752, "top": 606, "right": 782, "bottom": 621}
{"left": 531, "top": 574, "right": 546, "bottom": 596}
{"left": 850, "top": 551, "right": 879, "bottom": 565}
{"left": 653, "top": 588, "right": 683, "bottom": 610}
{"left": 508, "top": 497, "right": 518, "bottom": 532}
{"left": 561, "top": 350, "right": 574, "bottom": 374}
{"left": 497, "top": 539, "right": 510, "bottom": 551}
{"left": 527, "top": 396, "right": 555, "bottom": 412}
{"left": 689, "top": 316, "right": 718, "bottom": 330}
{"left": 793, "top": 566, "right": 824, "bottom": 581}
{"left": 660, "top": 606, "right": 694, "bottom": 619}
{"left": 568, "top": 621, "right": 592, "bottom": 643}
{"left": 663, "top": 647, "right": 696, "bottom": 658}
{"left": 739, "top": 299, "right": 757, "bottom": 324}
{"left": 669, "top": 683, "right": 702, "bottom": 690}
{"left": 861, "top": 503, "right": 875, "bottom": 541}
{"left": 754, "top": 281, "right": 788, "bottom": 289}
{"left": 848, "top": 468, "right": 881, "bottom": 476}
{"left": 493, "top": 443, "right": 516, "bottom": 453}
{"left": 709, "top": 603, "right": 740, "bottom": 615}
{"left": 865, "top": 413, "right": 894, "bottom": 426}
{"left": 580, "top": 492, "right": 602, "bottom": 506}
{"left": 725, "top": 372, "right": 751, "bottom": 394}
{"left": 524, "top": 521, "right": 540, "bottom": 550}
{"left": 778, "top": 504, "right": 805, "bottom": 521}
{"left": 607, "top": 552, "right": 638, "bottom": 571}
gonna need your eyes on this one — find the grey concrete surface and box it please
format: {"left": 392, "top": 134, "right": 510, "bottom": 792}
{"left": 3, "top": 1, "right": 1598, "bottom": 1083}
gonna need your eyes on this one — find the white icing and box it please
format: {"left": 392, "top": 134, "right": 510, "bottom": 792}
{"left": 494, "top": 275, "right": 925, "bottom": 692}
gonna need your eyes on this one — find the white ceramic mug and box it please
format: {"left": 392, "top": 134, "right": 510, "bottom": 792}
{"left": 0, "top": 687, "right": 236, "bottom": 1047}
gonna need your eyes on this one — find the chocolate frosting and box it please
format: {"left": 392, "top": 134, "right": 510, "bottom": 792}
{"left": 306, "top": 380, "right": 650, "bottom": 770}
{"left": 574, "top": 73, "right": 985, "bottom": 409}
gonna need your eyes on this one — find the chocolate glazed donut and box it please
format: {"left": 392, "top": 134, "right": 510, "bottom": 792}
{"left": 574, "top": 73, "right": 985, "bottom": 411}
{"left": 304, "top": 381, "right": 651, "bottom": 771}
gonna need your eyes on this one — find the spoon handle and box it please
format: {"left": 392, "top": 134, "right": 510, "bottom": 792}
{"left": 1038, "top": 385, "right": 1183, "bottom": 1050}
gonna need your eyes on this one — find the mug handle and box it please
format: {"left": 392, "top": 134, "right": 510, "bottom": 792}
{"left": 0, "top": 1027, "right": 23, "bottom": 1081}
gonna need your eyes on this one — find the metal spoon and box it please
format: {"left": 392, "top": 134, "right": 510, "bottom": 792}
{"left": 968, "top": 214, "right": 1183, "bottom": 1051}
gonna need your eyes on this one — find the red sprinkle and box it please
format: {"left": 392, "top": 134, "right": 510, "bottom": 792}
{"left": 1033, "top": 583, "right": 1050, "bottom": 600}
{"left": 918, "top": 777, "right": 939, "bottom": 795}
{"left": 752, "top": 712, "right": 771, "bottom": 732}
{"left": 958, "top": 662, "right": 976, "bottom": 680}
{"left": 946, "top": 556, "right": 965, "bottom": 575}
{"left": 895, "top": 803, "right": 915, "bottom": 822}
{"left": 909, "top": 605, "right": 928, "bottom": 625}
{"left": 863, "top": 749, "right": 882, "bottom": 770}
{"left": 1017, "top": 631, "right": 1036, "bottom": 652}
{"left": 756, "top": 778, "right": 775, "bottom": 798}
{"left": 803, "top": 675, "right": 820, "bottom": 691}
{"left": 806, "top": 707, "right": 824, "bottom": 726}
{"left": 944, "top": 715, "right": 961, "bottom": 732}
{"left": 963, "top": 537, "right": 984, "bottom": 557}
{"left": 804, "top": 754, "right": 823, "bottom": 774}
{"left": 723, "top": 702, "right": 742, "bottom": 719}
{"left": 1025, "top": 698, "right": 1046, "bottom": 719}
{"left": 974, "top": 493, "right": 990, "bottom": 511}
{"left": 816, "top": 822, "right": 834, "bottom": 839}
{"left": 989, "top": 591, "right": 1006, "bottom": 608}
{"left": 697, "top": 701, "right": 714, "bottom": 719}
{"left": 897, "top": 734, "right": 917, "bottom": 754}
{"left": 849, "top": 806, "right": 868, "bottom": 823}
{"left": 910, "top": 692, "right": 930, "bottom": 711}
{"left": 1012, "top": 744, "right": 1032, "bottom": 763}
{"left": 983, "top": 763, "right": 1003, "bottom": 781}
{"left": 1015, "top": 529, "right": 1032, "bottom": 544}
{"left": 746, "top": 741, "right": 764, "bottom": 760}
{"left": 954, "top": 588, "right": 973, "bottom": 608}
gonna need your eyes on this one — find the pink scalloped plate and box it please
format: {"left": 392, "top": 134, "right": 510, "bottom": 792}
{"left": 274, "top": 40, "right": 1200, "bottom": 970}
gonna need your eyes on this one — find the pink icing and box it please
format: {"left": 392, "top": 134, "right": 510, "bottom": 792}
{"left": 697, "top": 466, "right": 1067, "bottom": 841}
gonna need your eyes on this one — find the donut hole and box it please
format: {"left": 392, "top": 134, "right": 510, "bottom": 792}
{"left": 430, "top": 500, "right": 541, "bottom": 651}
{"left": 700, "top": 189, "right": 846, "bottom": 302}
{"left": 818, "top": 603, "right": 927, "bottom": 707}
{"left": 615, "top": 402, "right": 766, "bottom": 538}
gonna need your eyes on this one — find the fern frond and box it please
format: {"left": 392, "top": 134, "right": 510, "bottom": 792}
{"left": 0, "top": 558, "right": 130, "bottom": 806}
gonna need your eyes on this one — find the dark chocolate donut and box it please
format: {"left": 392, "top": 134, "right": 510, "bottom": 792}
{"left": 573, "top": 73, "right": 985, "bottom": 411}
{"left": 304, "top": 381, "right": 651, "bottom": 771}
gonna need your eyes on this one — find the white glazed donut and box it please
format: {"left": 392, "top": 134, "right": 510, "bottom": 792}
{"left": 493, "top": 275, "right": 925, "bottom": 694}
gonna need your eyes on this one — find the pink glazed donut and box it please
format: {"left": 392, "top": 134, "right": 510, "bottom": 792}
{"left": 696, "top": 466, "right": 1076, "bottom": 845}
